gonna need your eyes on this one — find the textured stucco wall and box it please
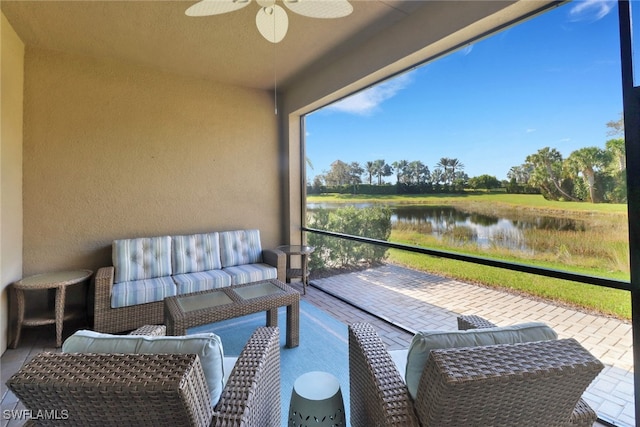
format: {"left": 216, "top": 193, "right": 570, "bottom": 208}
{"left": 1, "top": 13, "right": 25, "bottom": 353}
{"left": 22, "top": 47, "right": 281, "bottom": 277}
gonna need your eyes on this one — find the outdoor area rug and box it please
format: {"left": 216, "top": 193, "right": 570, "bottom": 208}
{"left": 188, "top": 301, "right": 350, "bottom": 426}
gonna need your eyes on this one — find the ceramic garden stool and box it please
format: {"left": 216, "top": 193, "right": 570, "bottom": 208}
{"left": 288, "top": 371, "right": 345, "bottom": 427}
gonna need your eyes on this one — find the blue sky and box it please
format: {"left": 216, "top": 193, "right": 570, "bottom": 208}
{"left": 305, "top": 0, "right": 627, "bottom": 182}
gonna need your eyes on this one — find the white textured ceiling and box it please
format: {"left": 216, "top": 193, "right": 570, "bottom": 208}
{"left": 1, "top": 0, "right": 424, "bottom": 90}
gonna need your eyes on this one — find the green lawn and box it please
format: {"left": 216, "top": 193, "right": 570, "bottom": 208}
{"left": 307, "top": 193, "right": 631, "bottom": 319}
{"left": 387, "top": 248, "right": 631, "bottom": 320}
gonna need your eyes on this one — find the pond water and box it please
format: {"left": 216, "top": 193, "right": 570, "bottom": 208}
{"left": 307, "top": 203, "right": 586, "bottom": 251}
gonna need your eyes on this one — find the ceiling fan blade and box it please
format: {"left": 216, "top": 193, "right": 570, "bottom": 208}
{"left": 185, "top": 0, "right": 252, "bottom": 17}
{"left": 256, "top": 4, "right": 288, "bottom": 43}
{"left": 283, "top": 0, "right": 353, "bottom": 19}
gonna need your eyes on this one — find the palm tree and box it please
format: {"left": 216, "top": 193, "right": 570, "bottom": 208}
{"left": 606, "top": 138, "right": 626, "bottom": 172}
{"left": 436, "top": 158, "right": 451, "bottom": 184}
{"left": 408, "top": 160, "right": 428, "bottom": 184}
{"left": 526, "top": 147, "right": 578, "bottom": 201}
{"left": 365, "top": 161, "right": 375, "bottom": 185}
{"left": 565, "top": 147, "right": 609, "bottom": 203}
{"left": 373, "top": 159, "right": 386, "bottom": 185}
{"left": 392, "top": 160, "right": 409, "bottom": 184}
{"left": 431, "top": 168, "right": 445, "bottom": 186}
{"left": 449, "top": 158, "right": 465, "bottom": 182}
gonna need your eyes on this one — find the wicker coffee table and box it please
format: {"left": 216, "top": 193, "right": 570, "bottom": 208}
{"left": 164, "top": 279, "right": 300, "bottom": 348}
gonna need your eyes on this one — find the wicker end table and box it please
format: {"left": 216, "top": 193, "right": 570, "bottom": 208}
{"left": 277, "top": 245, "right": 315, "bottom": 294}
{"left": 164, "top": 279, "right": 300, "bottom": 348}
{"left": 11, "top": 269, "right": 93, "bottom": 348}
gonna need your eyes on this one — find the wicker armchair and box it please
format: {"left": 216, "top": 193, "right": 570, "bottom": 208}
{"left": 7, "top": 326, "right": 281, "bottom": 427}
{"left": 349, "top": 320, "right": 604, "bottom": 427}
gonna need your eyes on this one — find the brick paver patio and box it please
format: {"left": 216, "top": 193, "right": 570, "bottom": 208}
{"left": 307, "top": 263, "right": 634, "bottom": 427}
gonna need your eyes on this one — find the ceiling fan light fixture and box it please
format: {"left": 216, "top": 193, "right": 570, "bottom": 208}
{"left": 256, "top": 4, "right": 288, "bottom": 43}
{"left": 186, "top": 0, "right": 352, "bottom": 43}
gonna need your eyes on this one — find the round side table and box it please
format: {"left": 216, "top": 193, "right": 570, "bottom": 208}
{"left": 277, "top": 245, "right": 315, "bottom": 294}
{"left": 11, "top": 270, "right": 93, "bottom": 348}
{"left": 288, "top": 371, "right": 345, "bottom": 427}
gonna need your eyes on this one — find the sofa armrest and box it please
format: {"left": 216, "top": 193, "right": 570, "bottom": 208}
{"left": 213, "top": 326, "right": 281, "bottom": 426}
{"left": 94, "top": 266, "right": 115, "bottom": 332}
{"left": 262, "top": 248, "right": 286, "bottom": 282}
{"left": 348, "top": 323, "right": 420, "bottom": 427}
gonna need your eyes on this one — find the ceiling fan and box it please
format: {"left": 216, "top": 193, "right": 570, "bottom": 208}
{"left": 185, "top": 0, "right": 354, "bottom": 43}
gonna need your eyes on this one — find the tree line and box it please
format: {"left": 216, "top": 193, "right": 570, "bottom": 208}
{"left": 309, "top": 116, "right": 627, "bottom": 203}
{"left": 311, "top": 157, "right": 480, "bottom": 194}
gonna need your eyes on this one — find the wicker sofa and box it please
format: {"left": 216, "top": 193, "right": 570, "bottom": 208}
{"left": 7, "top": 326, "right": 280, "bottom": 427}
{"left": 94, "top": 229, "right": 285, "bottom": 333}
{"left": 348, "top": 318, "right": 604, "bottom": 427}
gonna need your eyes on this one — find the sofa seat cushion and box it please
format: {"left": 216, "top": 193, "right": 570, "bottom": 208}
{"left": 111, "top": 276, "right": 177, "bottom": 308}
{"left": 113, "top": 236, "right": 172, "bottom": 283}
{"left": 62, "top": 330, "right": 225, "bottom": 406}
{"left": 405, "top": 322, "right": 558, "bottom": 399}
{"left": 222, "top": 263, "right": 277, "bottom": 286}
{"left": 173, "top": 270, "right": 232, "bottom": 294}
{"left": 219, "top": 229, "right": 263, "bottom": 268}
{"left": 172, "top": 233, "right": 222, "bottom": 275}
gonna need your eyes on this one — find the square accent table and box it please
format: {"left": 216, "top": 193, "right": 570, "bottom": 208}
{"left": 165, "top": 279, "right": 300, "bottom": 348}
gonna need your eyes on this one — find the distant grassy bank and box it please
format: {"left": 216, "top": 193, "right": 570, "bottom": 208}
{"left": 307, "top": 193, "right": 631, "bottom": 320}
{"left": 307, "top": 193, "right": 628, "bottom": 215}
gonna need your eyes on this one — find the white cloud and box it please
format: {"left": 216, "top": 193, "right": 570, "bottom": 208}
{"left": 568, "top": 0, "right": 615, "bottom": 22}
{"left": 526, "top": 128, "right": 536, "bottom": 133}
{"left": 462, "top": 45, "right": 474, "bottom": 56}
{"left": 326, "top": 72, "right": 414, "bottom": 116}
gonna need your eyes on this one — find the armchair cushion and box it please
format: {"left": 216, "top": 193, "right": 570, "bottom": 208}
{"left": 219, "top": 229, "right": 263, "bottom": 267}
{"left": 113, "top": 236, "right": 172, "bottom": 283}
{"left": 172, "top": 233, "right": 222, "bottom": 274}
{"left": 62, "top": 330, "right": 225, "bottom": 406}
{"left": 405, "top": 322, "right": 557, "bottom": 399}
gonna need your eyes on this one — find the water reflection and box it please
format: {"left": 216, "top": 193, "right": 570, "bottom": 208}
{"left": 307, "top": 203, "right": 586, "bottom": 251}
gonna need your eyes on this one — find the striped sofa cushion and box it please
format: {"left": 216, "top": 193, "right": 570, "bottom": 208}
{"left": 111, "top": 276, "right": 177, "bottom": 308}
{"left": 219, "top": 229, "right": 263, "bottom": 268}
{"left": 173, "top": 270, "right": 232, "bottom": 294}
{"left": 172, "top": 233, "right": 222, "bottom": 275}
{"left": 222, "top": 264, "right": 277, "bottom": 286}
{"left": 113, "top": 236, "right": 172, "bottom": 283}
